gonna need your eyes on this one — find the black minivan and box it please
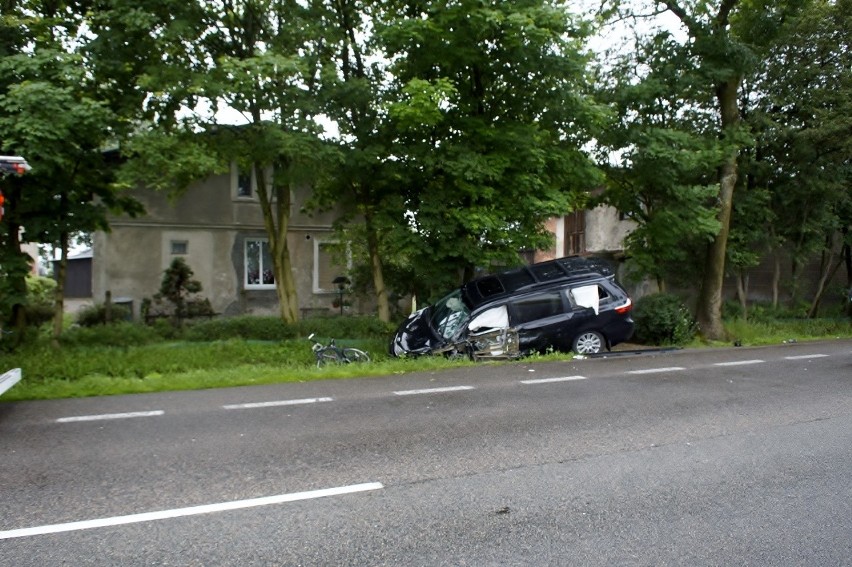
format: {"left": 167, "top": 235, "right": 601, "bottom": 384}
{"left": 390, "top": 257, "right": 634, "bottom": 359}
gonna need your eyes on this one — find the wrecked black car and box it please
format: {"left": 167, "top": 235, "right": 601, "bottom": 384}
{"left": 390, "top": 257, "right": 634, "bottom": 359}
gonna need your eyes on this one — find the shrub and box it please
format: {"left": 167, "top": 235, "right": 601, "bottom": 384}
{"left": 183, "top": 314, "right": 395, "bottom": 342}
{"left": 184, "top": 316, "right": 296, "bottom": 342}
{"left": 76, "top": 303, "right": 132, "bottom": 327}
{"left": 633, "top": 293, "right": 697, "bottom": 346}
{"left": 295, "top": 315, "right": 395, "bottom": 339}
{"left": 60, "top": 321, "right": 163, "bottom": 347}
{"left": 26, "top": 303, "right": 56, "bottom": 327}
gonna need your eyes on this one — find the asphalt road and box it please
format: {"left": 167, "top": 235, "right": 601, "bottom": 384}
{"left": 1, "top": 340, "right": 851, "bottom": 566}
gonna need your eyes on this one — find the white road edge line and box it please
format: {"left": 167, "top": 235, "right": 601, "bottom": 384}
{"left": 0, "top": 482, "right": 384, "bottom": 541}
{"left": 785, "top": 354, "right": 828, "bottom": 360}
{"left": 223, "top": 397, "right": 333, "bottom": 410}
{"left": 521, "top": 376, "right": 587, "bottom": 384}
{"left": 714, "top": 360, "right": 764, "bottom": 367}
{"left": 627, "top": 367, "right": 686, "bottom": 375}
{"left": 394, "top": 386, "right": 474, "bottom": 396}
{"left": 56, "top": 410, "right": 164, "bottom": 423}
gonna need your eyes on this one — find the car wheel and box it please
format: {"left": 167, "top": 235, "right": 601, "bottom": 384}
{"left": 573, "top": 331, "right": 605, "bottom": 355}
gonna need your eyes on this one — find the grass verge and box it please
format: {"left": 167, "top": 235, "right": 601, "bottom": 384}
{"left": 1, "top": 316, "right": 849, "bottom": 401}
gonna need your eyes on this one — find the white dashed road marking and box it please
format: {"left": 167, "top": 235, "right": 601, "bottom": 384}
{"left": 394, "top": 386, "right": 474, "bottom": 396}
{"left": 627, "top": 367, "right": 686, "bottom": 375}
{"left": 714, "top": 360, "right": 764, "bottom": 367}
{"left": 521, "top": 376, "right": 587, "bottom": 384}
{"left": 785, "top": 354, "right": 828, "bottom": 360}
{"left": 223, "top": 397, "right": 333, "bottom": 410}
{"left": 56, "top": 410, "right": 164, "bottom": 423}
{"left": 0, "top": 482, "right": 384, "bottom": 540}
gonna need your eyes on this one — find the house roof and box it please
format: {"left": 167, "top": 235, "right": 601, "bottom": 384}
{"left": 67, "top": 248, "right": 93, "bottom": 260}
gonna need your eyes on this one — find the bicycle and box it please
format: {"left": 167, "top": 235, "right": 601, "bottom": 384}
{"left": 308, "top": 333, "right": 370, "bottom": 368}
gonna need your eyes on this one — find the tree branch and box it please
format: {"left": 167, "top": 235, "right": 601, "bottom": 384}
{"left": 659, "top": 0, "right": 702, "bottom": 37}
{"left": 715, "top": 0, "right": 739, "bottom": 29}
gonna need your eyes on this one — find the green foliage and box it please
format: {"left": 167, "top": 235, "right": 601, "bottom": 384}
{"left": 22, "top": 275, "right": 56, "bottom": 327}
{"left": 26, "top": 303, "right": 56, "bottom": 328}
{"left": 296, "top": 316, "right": 396, "bottom": 341}
{"left": 183, "top": 315, "right": 394, "bottom": 342}
{"left": 184, "top": 316, "right": 296, "bottom": 342}
{"left": 59, "top": 321, "right": 163, "bottom": 348}
{"left": 633, "top": 293, "right": 698, "bottom": 346}
{"left": 26, "top": 275, "right": 56, "bottom": 304}
{"left": 75, "top": 303, "right": 132, "bottom": 327}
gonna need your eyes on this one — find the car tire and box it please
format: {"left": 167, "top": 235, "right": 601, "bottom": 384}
{"left": 572, "top": 331, "right": 605, "bottom": 355}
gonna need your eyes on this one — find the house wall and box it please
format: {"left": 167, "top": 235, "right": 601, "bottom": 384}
{"left": 584, "top": 206, "right": 634, "bottom": 254}
{"left": 93, "top": 170, "right": 348, "bottom": 319}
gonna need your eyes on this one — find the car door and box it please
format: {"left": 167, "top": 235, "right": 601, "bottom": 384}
{"left": 507, "top": 290, "right": 570, "bottom": 353}
{"left": 562, "top": 282, "right": 609, "bottom": 344}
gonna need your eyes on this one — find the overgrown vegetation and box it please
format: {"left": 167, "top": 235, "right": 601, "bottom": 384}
{"left": 0, "top": 313, "right": 849, "bottom": 402}
{"left": 633, "top": 293, "right": 698, "bottom": 346}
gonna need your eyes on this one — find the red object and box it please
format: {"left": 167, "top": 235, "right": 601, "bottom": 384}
{"left": 0, "top": 191, "right": 4, "bottom": 221}
{"left": 614, "top": 297, "right": 633, "bottom": 314}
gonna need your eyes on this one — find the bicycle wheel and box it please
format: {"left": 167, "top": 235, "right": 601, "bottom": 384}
{"left": 316, "top": 349, "right": 342, "bottom": 368}
{"left": 342, "top": 348, "right": 370, "bottom": 363}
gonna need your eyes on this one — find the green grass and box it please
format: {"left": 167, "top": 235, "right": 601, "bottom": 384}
{"left": 1, "top": 315, "right": 849, "bottom": 401}
{"left": 0, "top": 335, "right": 484, "bottom": 401}
{"left": 717, "top": 317, "right": 852, "bottom": 348}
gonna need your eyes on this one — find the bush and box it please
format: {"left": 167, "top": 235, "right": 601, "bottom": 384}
{"left": 633, "top": 293, "right": 697, "bottom": 346}
{"left": 76, "top": 303, "right": 132, "bottom": 327}
{"left": 27, "top": 303, "right": 56, "bottom": 327}
{"left": 183, "top": 314, "right": 396, "bottom": 342}
{"left": 295, "top": 315, "right": 395, "bottom": 339}
{"left": 60, "top": 321, "right": 163, "bottom": 347}
{"left": 184, "top": 316, "right": 295, "bottom": 341}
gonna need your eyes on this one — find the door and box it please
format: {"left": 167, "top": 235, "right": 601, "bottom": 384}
{"left": 507, "top": 291, "right": 569, "bottom": 353}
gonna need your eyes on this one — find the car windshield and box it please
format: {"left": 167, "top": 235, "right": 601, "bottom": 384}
{"left": 430, "top": 289, "right": 471, "bottom": 340}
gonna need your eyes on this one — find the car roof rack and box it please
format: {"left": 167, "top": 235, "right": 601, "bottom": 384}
{"left": 463, "top": 257, "right": 616, "bottom": 307}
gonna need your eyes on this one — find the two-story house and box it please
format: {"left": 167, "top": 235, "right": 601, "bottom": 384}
{"left": 93, "top": 164, "right": 351, "bottom": 319}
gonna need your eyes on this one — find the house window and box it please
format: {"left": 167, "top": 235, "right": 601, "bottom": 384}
{"left": 565, "top": 210, "right": 585, "bottom": 256}
{"left": 170, "top": 240, "right": 188, "bottom": 255}
{"left": 245, "top": 239, "right": 275, "bottom": 289}
{"left": 237, "top": 170, "right": 252, "bottom": 197}
{"left": 314, "top": 240, "right": 349, "bottom": 293}
{"left": 232, "top": 162, "right": 256, "bottom": 199}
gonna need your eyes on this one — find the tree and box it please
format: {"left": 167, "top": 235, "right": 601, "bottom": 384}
{"left": 739, "top": 0, "right": 852, "bottom": 316}
{"left": 598, "top": 0, "right": 820, "bottom": 338}
{"left": 304, "top": 0, "right": 401, "bottom": 323}
{"left": 596, "top": 32, "right": 723, "bottom": 292}
{"left": 0, "top": 2, "right": 142, "bottom": 346}
{"left": 118, "top": 0, "right": 334, "bottom": 324}
{"left": 156, "top": 257, "right": 202, "bottom": 325}
{"left": 375, "top": 0, "right": 604, "bottom": 298}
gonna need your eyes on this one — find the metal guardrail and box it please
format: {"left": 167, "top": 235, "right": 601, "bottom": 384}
{"left": 0, "top": 368, "right": 21, "bottom": 396}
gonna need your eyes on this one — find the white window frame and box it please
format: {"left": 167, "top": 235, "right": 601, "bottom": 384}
{"left": 313, "top": 240, "right": 351, "bottom": 294}
{"left": 244, "top": 238, "right": 276, "bottom": 290}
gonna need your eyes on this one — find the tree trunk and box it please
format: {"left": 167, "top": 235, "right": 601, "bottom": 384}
{"left": 772, "top": 251, "right": 781, "bottom": 309}
{"left": 256, "top": 160, "right": 300, "bottom": 323}
{"left": 807, "top": 233, "right": 842, "bottom": 318}
{"left": 364, "top": 213, "right": 389, "bottom": 323}
{"left": 3, "top": 213, "right": 28, "bottom": 346}
{"left": 696, "top": 77, "right": 740, "bottom": 341}
{"left": 52, "top": 233, "right": 69, "bottom": 348}
{"left": 273, "top": 241, "right": 300, "bottom": 323}
{"left": 736, "top": 270, "right": 748, "bottom": 320}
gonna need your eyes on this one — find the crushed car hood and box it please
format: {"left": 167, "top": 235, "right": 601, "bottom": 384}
{"left": 390, "top": 307, "right": 446, "bottom": 356}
